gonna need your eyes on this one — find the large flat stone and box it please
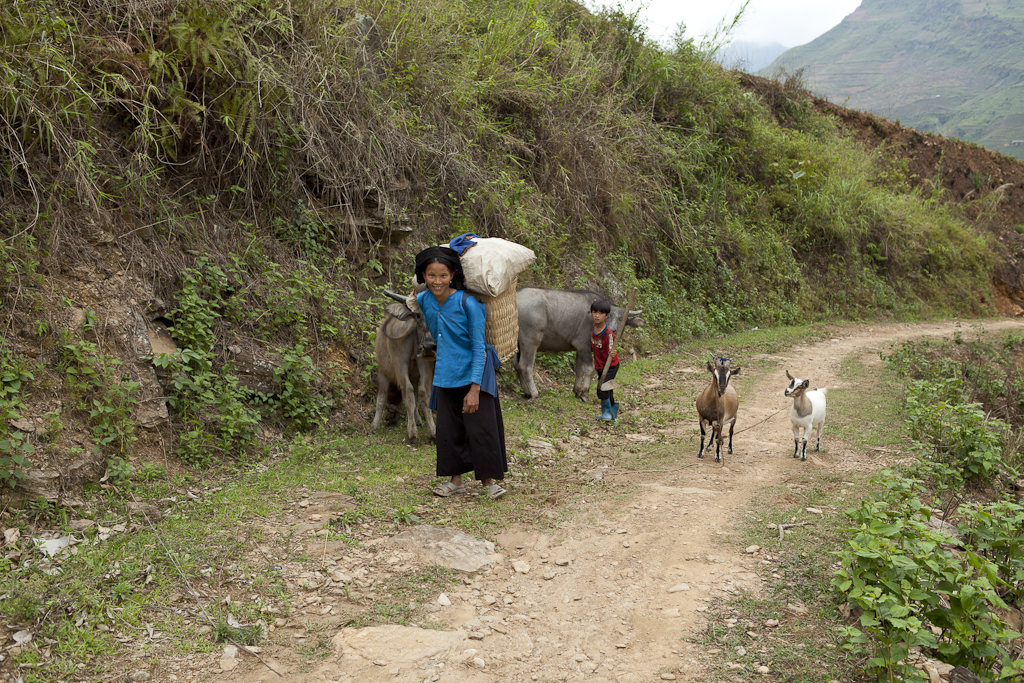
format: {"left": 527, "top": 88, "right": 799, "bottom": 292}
{"left": 386, "top": 525, "right": 497, "bottom": 572}
{"left": 333, "top": 624, "right": 468, "bottom": 662}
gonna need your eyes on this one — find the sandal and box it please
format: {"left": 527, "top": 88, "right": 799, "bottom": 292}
{"left": 432, "top": 482, "right": 466, "bottom": 497}
{"left": 487, "top": 483, "right": 507, "bottom": 500}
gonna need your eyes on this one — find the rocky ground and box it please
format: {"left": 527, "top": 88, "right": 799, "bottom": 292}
{"left": 121, "top": 319, "right": 1021, "bottom": 683}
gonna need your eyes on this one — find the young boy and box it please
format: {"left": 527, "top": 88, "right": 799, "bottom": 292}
{"left": 590, "top": 298, "right": 620, "bottom": 422}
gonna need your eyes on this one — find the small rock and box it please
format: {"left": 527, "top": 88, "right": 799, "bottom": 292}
{"left": 513, "top": 561, "right": 531, "bottom": 574}
{"left": 663, "top": 608, "right": 680, "bottom": 617}
{"left": 373, "top": 660, "right": 386, "bottom": 666}
{"left": 542, "top": 569, "right": 556, "bottom": 580}
{"left": 786, "top": 602, "right": 809, "bottom": 615}
{"left": 555, "top": 559, "right": 570, "bottom": 566}
{"left": 735, "top": 647, "right": 746, "bottom": 656}
{"left": 765, "top": 619, "right": 779, "bottom": 627}
{"left": 745, "top": 545, "right": 760, "bottom": 554}
{"left": 437, "top": 594, "right": 452, "bottom": 607}
{"left": 128, "top": 671, "right": 151, "bottom": 682}
{"left": 472, "top": 657, "right": 486, "bottom": 669}
{"left": 805, "top": 507, "right": 823, "bottom": 515}
{"left": 70, "top": 519, "right": 96, "bottom": 533}
{"left": 298, "top": 500, "right": 310, "bottom": 508}
{"left": 667, "top": 583, "right": 690, "bottom": 593}
{"left": 468, "top": 631, "right": 486, "bottom": 640}
{"left": 482, "top": 594, "right": 496, "bottom": 605}
{"left": 757, "top": 665, "right": 770, "bottom": 674}
{"left": 661, "top": 675, "right": 677, "bottom": 681}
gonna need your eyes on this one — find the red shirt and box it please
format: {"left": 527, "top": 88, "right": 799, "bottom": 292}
{"left": 591, "top": 325, "right": 619, "bottom": 370}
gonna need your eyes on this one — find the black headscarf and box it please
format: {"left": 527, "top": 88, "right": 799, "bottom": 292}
{"left": 415, "top": 246, "right": 465, "bottom": 290}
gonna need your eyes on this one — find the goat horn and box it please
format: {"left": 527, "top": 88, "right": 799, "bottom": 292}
{"left": 383, "top": 289, "right": 411, "bottom": 304}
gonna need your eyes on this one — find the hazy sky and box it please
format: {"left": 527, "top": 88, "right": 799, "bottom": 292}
{"left": 615, "top": 0, "right": 864, "bottom": 48}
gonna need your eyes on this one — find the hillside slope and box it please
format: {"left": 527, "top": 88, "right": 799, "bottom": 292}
{"left": 0, "top": 0, "right": 1012, "bottom": 502}
{"left": 764, "top": 0, "right": 1024, "bottom": 159}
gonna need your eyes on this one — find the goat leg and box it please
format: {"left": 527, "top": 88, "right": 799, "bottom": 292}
{"left": 698, "top": 421, "right": 706, "bottom": 459}
{"left": 792, "top": 440, "right": 799, "bottom": 458}
{"left": 801, "top": 440, "right": 807, "bottom": 462}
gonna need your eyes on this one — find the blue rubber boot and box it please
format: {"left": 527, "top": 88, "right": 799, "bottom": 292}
{"left": 598, "top": 398, "right": 613, "bottom": 421}
{"left": 610, "top": 401, "right": 620, "bottom": 422}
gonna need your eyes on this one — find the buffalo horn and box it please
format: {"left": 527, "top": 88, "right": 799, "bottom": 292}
{"left": 383, "top": 289, "right": 411, "bottom": 304}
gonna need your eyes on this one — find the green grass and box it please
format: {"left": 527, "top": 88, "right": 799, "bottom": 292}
{"left": 827, "top": 349, "right": 911, "bottom": 452}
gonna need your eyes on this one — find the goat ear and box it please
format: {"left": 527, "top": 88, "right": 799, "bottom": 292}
{"left": 801, "top": 379, "right": 810, "bottom": 390}
{"left": 731, "top": 366, "right": 741, "bottom": 376}
{"left": 706, "top": 361, "right": 714, "bottom": 373}
{"left": 785, "top": 370, "right": 793, "bottom": 380}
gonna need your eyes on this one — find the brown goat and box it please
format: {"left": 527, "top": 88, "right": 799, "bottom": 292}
{"left": 696, "top": 356, "right": 740, "bottom": 463}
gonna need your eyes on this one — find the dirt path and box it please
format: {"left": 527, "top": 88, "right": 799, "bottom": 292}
{"left": 222, "top": 320, "right": 1024, "bottom": 683}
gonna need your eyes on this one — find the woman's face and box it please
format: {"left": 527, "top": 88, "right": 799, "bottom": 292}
{"left": 424, "top": 261, "right": 454, "bottom": 297}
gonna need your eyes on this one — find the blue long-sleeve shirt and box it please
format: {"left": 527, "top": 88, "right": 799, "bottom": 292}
{"left": 417, "top": 289, "right": 486, "bottom": 389}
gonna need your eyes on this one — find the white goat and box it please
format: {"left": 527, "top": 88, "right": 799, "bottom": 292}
{"left": 784, "top": 370, "right": 826, "bottom": 461}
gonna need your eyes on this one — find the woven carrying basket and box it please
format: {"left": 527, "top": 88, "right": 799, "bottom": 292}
{"left": 471, "top": 279, "right": 519, "bottom": 363}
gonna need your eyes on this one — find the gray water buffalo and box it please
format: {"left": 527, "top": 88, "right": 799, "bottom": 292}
{"left": 371, "top": 296, "right": 436, "bottom": 443}
{"left": 515, "top": 288, "right": 642, "bottom": 400}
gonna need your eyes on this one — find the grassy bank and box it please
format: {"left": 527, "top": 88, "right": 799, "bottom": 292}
{"left": 0, "top": 0, "right": 1000, "bottom": 480}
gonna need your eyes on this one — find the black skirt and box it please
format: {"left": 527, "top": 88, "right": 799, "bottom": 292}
{"left": 434, "top": 385, "right": 507, "bottom": 481}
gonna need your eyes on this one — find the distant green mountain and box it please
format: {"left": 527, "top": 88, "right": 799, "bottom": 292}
{"left": 763, "top": 0, "right": 1024, "bottom": 159}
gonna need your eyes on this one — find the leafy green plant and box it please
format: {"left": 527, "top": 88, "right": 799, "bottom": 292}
{"left": 833, "top": 474, "right": 1024, "bottom": 682}
{"left": 105, "top": 457, "right": 135, "bottom": 484}
{"left": 957, "top": 500, "right": 1024, "bottom": 606}
{"left": 904, "top": 379, "right": 1007, "bottom": 488}
{"left": 272, "top": 343, "right": 330, "bottom": 432}
{"left": 0, "top": 340, "right": 35, "bottom": 487}
{"left": 392, "top": 504, "right": 421, "bottom": 525}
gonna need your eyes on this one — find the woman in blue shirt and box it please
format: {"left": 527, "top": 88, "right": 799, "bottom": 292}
{"left": 414, "top": 246, "right": 507, "bottom": 499}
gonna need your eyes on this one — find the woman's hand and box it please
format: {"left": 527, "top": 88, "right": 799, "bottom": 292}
{"left": 463, "top": 384, "right": 481, "bottom": 414}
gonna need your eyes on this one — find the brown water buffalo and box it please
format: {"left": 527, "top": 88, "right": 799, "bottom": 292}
{"left": 371, "top": 296, "right": 436, "bottom": 443}
{"left": 515, "top": 288, "right": 642, "bottom": 401}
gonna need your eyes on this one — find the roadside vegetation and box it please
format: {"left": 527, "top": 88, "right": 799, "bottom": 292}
{"left": 825, "top": 328, "right": 1024, "bottom": 682}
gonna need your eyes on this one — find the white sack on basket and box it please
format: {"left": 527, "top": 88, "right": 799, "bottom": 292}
{"left": 455, "top": 237, "right": 535, "bottom": 297}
